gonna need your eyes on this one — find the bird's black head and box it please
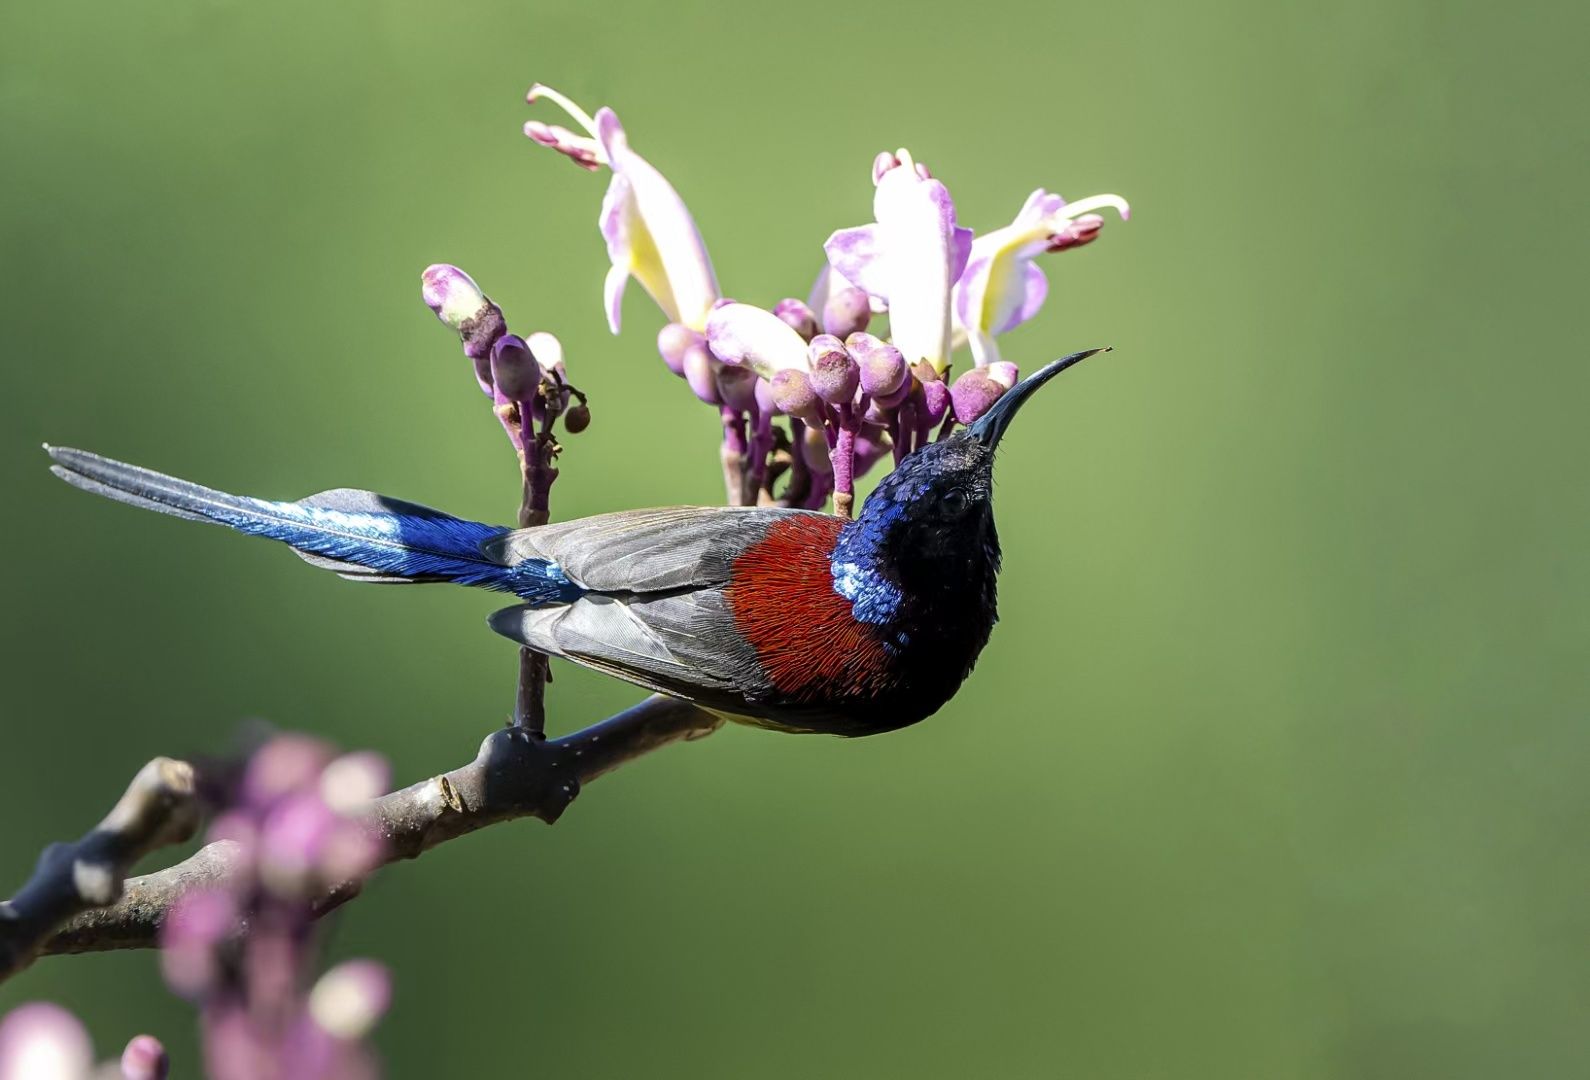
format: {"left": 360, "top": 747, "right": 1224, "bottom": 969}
{"left": 846, "top": 348, "right": 1108, "bottom": 595}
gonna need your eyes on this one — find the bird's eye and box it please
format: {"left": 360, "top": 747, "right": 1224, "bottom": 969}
{"left": 941, "top": 488, "right": 968, "bottom": 516}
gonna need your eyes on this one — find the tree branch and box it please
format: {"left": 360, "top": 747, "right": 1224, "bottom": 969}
{"left": 6, "top": 695, "right": 720, "bottom": 974}
{"left": 0, "top": 757, "right": 203, "bottom": 980}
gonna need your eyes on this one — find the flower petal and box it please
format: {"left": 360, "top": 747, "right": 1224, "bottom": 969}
{"left": 705, "top": 303, "right": 810, "bottom": 380}
{"left": 526, "top": 88, "right": 720, "bottom": 333}
{"left": 603, "top": 263, "right": 630, "bottom": 335}
{"left": 881, "top": 173, "right": 961, "bottom": 374}
{"left": 950, "top": 186, "right": 1129, "bottom": 351}
{"left": 822, "top": 225, "right": 890, "bottom": 301}
{"left": 594, "top": 108, "right": 719, "bottom": 331}
{"left": 995, "top": 261, "right": 1048, "bottom": 335}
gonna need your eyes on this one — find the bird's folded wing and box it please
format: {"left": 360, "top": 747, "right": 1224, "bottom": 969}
{"left": 480, "top": 505, "right": 827, "bottom": 593}
{"left": 488, "top": 591, "right": 750, "bottom": 700}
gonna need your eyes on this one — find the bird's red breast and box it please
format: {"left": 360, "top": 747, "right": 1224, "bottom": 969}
{"left": 723, "top": 515, "right": 899, "bottom": 705}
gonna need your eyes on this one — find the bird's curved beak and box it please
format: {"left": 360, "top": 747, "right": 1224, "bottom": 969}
{"left": 967, "top": 347, "right": 1111, "bottom": 449}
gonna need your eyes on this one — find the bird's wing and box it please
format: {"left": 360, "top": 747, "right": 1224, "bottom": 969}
{"left": 480, "top": 505, "right": 828, "bottom": 593}
{"left": 485, "top": 506, "right": 849, "bottom": 725}
{"left": 488, "top": 591, "right": 750, "bottom": 700}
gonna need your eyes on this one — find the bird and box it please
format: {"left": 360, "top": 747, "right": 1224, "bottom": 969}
{"left": 46, "top": 348, "right": 1105, "bottom": 737}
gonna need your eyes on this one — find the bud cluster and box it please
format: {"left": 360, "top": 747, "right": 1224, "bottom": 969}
{"left": 654, "top": 289, "right": 1021, "bottom": 514}
{"left": 159, "top": 735, "right": 393, "bottom": 1080}
{"left": 422, "top": 265, "right": 589, "bottom": 518}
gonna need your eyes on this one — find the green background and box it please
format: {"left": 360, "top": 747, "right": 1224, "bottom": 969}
{"left": 2, "top": 0, "right": 1585, "bottom": 1076}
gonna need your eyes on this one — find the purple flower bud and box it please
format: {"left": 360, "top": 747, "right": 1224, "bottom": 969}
{"left": 773, "top": 298, "right": 819, "bottom": 342}
{"left": 259, "top": 792, "right": 337, "bottom": 896}
{"left": 822, "top": 286, "right": 872, "bottom": 339}
{"left": 205, "top": 810, "right": 259, "bottom": 863}
{"left": 807, "top": 335, "right": 859, "bottom": 405}
{"left": 490, "top": 335, "right": 540, "bottom": 402}
{"left": 421, "top": 265, "right": 487, "bottom": 329}
{"left": 848, "top": 333, "right": 909, "bottom": 404}
{"left": 319, "top": 819, "right": 383, "bottom": 884}
{"left": 950, "top": 368, "right": 1008, "bottom": 425}
{"left": 769, "top": 369, "right": 822, "bottom": 422}
{"left": 161, "top": 889, "right": 238, "bottom": 997}
{"left": 920, "top": 376, "right": 951, "bottom": 426}
{"left": 243, "top": 735, "right": 333, "bottom": 810}
{"left": 121, "top": 1035, "right": 171, "bottom": 1080}
{"left": 656, "top": 323, "right": 701, "bottom": 377}
{"left": 681, "top": 343, "right": 720, "bottom": 405}
{"left": 715, "top": 364, "right": 760, "bottom": 413}
{"left": 310, "top": 960, "right": 392, "bottom": 1041}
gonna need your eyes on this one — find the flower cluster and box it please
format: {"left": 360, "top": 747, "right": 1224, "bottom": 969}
{"left": 160, "top": 735, "right": 392, "bottom": 1080}
{"left": 421, "top": 266, "right": 589, "bottom": 523}
{"left": 0, "top": 736, "right": 392, "bottom": 1080}
{"left": 523, "top": 85, "right": 1129, "bottom": 514}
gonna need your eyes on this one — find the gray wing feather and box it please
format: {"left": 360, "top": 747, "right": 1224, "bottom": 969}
{"left": 489, "top": 591, "right": 747, "bottom": 703}
{"left": 481, "top": 506, "right": 824, "bottom": 593}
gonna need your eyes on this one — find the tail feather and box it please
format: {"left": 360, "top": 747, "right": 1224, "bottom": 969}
{"left": 45, "top": 446, "right": 579, "bottom": 602}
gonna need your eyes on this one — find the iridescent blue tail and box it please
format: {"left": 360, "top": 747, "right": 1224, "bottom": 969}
{"left": 45, "top": 446, "right": 580, "bottom": 603}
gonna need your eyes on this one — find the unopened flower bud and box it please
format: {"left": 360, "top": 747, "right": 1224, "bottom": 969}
{"left": 716, "top": 364, "right": 760, "bottom": 413}
{"left": 243, "top": 735, "right": 332, "bottom": 809}
{"left": 769, "top": 368, "right": 822, "bottom": 422}
{"left": 681, "top": 343, "right": 720, "bottom": 404}
{"left": 807, "top": 335, "right": 859, "bottom": 405}
{"left": 490, "top": 335, "right": 540, "bottom": 402}
{"left": 657, "top": 323, "right": 701, "bottom": 376}
{"left": 259, "top": 792, "right": 335, "bottom": 896}
{"left": 773, "top": 298, "right": 820, "bottom": 342}
{"left": 310, "top": 960, "right": 392, "bottom": 1041}
{"left": 822, "top": 286, "right": 872, "bottom": 339}
{"left": 849, "top": 333, "right": 909, "bottom": 404}
{"left": 563, "top": 401, "right": 591, "bottom": 433}
{"left": 121, "top": 1035, "right": 170, "bottom": 1080}
{"left": 920, "top": 376, "right": 951, "bottom": 426}
{"left": 160, "top": 888, "right": 238, "bottom": 996}
{"left": 987, "top": 361, "right": 1019, "bottom": 390}
{"left": 320, "top": 752, "right": 390, "bottom": 815}
{"left": 950, "top": 368, "right": 1008, "bottom": 425}
{"left": 421, "top": 265, "right": 488, "bottom": 329}
{"left": 423, "top": 264, "right": 504, "bottom": 389}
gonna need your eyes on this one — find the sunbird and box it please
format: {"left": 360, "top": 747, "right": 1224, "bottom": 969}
{"left": 48, "top": 348, "right": 1103, "bottom": 736}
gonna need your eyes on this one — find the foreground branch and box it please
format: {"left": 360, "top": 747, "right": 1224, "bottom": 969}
{"left": 12, "top": 696, "right": 720, "bottom": 972}
{"left": 0, "top": 758, "right": 202, "bottom": 979}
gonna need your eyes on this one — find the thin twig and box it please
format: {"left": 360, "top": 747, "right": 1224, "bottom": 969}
{"left": 0, "top": 758, "right": 203, "bottom": 980}
{"left": 22, "top": 696, "right": 720, "bottom": 967}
